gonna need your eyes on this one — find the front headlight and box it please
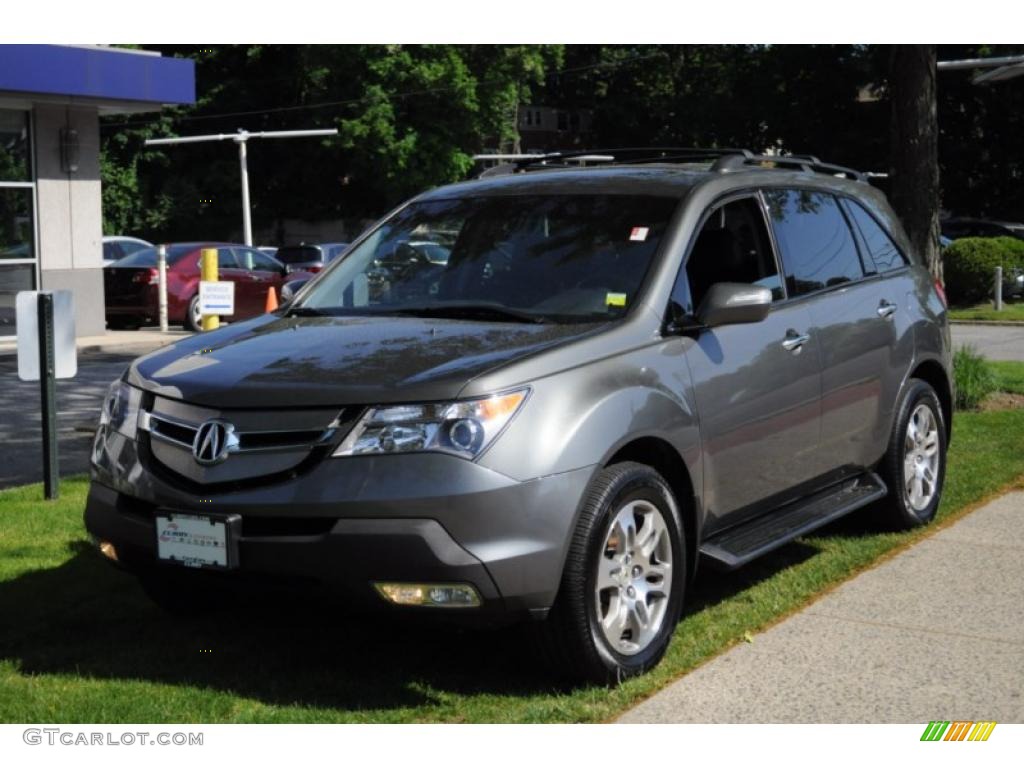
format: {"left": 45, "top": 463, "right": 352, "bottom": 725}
{"left": 333, "top": 389, "right": 529, "bottom": 460}
{"left": 99, "top": 379, "right": 142, "bottom": 438}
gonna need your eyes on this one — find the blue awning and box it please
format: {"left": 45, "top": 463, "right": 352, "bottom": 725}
{"left": 0, "top": 45, "right": 194, "bottom": 106}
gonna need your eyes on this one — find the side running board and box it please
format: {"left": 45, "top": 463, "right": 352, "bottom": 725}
{"left": 699, "top": 472, "right": 888, "bottom": 570}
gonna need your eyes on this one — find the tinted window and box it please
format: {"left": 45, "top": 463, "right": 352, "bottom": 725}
{"left": 683, "top": 197, "right": 783, "bottom": 312}
{"left": 764, "top": 190, "right": 864, "bottom": 297}
{"left": 102, "top": 242, "right": 122, "bottom": 262}
{"left": 217, "top": 248, "right": 239, "bottom": 270}
{"left": 236, "top": 248, "right": 281, "bottom": 272}
{"left": 275, "top": 246, "right": 321, "bottom": 265}
{"left": 846, "top": 201, "right": 907, "bottom": 272}
{"left": 300, "top": 194, "right": 679, "bottom": 322}
{"left": 120, "top": 240, "right": 149, "bottom": 257}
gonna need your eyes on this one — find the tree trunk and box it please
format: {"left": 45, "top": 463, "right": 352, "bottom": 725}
{"left": 889, "top": 45, "right": 942, "bottom": 282}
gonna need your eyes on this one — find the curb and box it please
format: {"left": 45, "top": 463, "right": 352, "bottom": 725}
{"left": 950, "top": 320, "right": 1024, "bottom": 327}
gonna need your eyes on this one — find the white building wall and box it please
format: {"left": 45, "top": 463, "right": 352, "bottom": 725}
{"left": 33, "top": 103, "right": 105, "bottom": 335}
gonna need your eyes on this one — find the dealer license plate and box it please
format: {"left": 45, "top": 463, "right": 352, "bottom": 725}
{"left": 155, "top": 513, "right": 239, "bottom": 569}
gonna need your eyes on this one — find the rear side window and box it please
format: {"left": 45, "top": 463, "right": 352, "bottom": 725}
{"left": 763, "top": 189, "right": 864, "bottom": 297}
{"left": 846, "top": 201, "right": 907, "bottom": 273}
{"left": 114, "top": 245, "right": 194, "bottom": 267}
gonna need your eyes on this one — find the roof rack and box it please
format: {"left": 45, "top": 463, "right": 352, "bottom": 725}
{"left": 710, "top": 153, "right": 865, "bottom": 181}
{"left": 476, "top": 147, "right": 865, "bottom": 182}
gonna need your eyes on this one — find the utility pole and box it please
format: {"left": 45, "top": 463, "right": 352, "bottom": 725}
{"left": 145, "top": 128, "right": 338, "bottom": 245}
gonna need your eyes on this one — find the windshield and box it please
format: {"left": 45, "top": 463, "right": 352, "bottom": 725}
{"left": 297, "top": 194, "right": 678, "bottom": 323}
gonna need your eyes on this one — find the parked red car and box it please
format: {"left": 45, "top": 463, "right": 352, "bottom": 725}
{"left": 104, "top": 242, "right": 294, "bottom": 331}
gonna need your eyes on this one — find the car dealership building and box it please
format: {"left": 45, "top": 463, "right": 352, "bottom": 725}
{"left": 0, "top": 45, "right": 194, "bottom": 336}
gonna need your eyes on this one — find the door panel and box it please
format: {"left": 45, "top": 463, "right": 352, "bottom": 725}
{"left": 804, "top": 282, "right": 893, "bottom": 471}
{"left": 675, "top": 194, "right": 822, "bottom": 531}
{"left": 686, "top": 304, "right": 822, "bottom": 527}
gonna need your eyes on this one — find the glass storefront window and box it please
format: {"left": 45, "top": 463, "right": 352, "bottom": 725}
{"left": 0, "top": 108, "right": 35, "bottom": 336}
{"left": 0, "top": 109, "right": 31, "bottom": 182}
{"left": 0, "top": 264, "right": 34, "bottom": 333}
{"left": 0, "top": 187, "right": 34, "bottom": 260}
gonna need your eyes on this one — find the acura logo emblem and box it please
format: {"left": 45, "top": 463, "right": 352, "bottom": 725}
{"left": 192, "top": 420, "right": 238, "bottom": 465}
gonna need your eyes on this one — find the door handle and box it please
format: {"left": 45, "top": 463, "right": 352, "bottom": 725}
{"left": 781, "top": 331, "right": 810, "bottom": 351}
{"left": 877, "top": 300, "right": 898, "bottom": 319}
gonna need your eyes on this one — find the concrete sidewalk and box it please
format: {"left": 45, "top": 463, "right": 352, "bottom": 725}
{"left": 619, "top": 492, "right": 1024, "bottom": 723}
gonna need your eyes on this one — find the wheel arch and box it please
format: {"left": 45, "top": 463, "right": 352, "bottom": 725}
{"left": 909, "top": 358, "right": 953, "bottom": 441}
{"left": 606, "top": 436, "right": 700, "bottom": 582}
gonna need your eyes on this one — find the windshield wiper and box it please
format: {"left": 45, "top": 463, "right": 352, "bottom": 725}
{"left": 389, "top": 303, "right": 549, "bottom": 324}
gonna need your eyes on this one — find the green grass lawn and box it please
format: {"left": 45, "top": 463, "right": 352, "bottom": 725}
{"left": 949, "top": 299, "right": 1024, "bottom": 322}
{"left": 991, "top": 360, "right": 1024, "bottom": 395}
{"left": 2, "top": 409, "right": 1024, "bottom": 723}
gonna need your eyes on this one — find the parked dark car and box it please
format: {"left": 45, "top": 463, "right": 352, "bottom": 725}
{"left": 104, "top": 242, "right": 292, "bottom": 331}
{"left": 941, "top": 217, "right": 1024, "bottom": 241}
{"left": 274, "top": 242, "right": 350, "bottom": 274}
{"left": 88, "top": 149, "right": 952, "bottom": 684}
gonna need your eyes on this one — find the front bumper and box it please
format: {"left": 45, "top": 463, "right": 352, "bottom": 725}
{"left": 86, "top": 431, "right": 595, "bottom": 619}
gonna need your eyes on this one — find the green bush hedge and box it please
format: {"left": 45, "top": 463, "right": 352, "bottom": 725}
{"left": 943, "top": 237, "right": 1024, "bottom": 306}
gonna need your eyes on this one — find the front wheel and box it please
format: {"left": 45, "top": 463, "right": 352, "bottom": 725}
{"left": 879, "top": 379, "right": 948, "bottom": 528}
{"left": 537, "top": 462, "right": 686, "bottom": 685}
{"left": 184, "top": 294, "right": 202, "bottom": 332}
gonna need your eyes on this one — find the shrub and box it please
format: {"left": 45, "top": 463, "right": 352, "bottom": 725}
{"left": 953, "top": 345, "right": 996, "bottom": 410}
{"left": 942, "top": 237, "right": 1024, "bottom": 306}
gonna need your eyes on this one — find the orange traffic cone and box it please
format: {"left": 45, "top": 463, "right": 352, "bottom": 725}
{"left": 265, "top": 286, "right": 279, "bottom": 313}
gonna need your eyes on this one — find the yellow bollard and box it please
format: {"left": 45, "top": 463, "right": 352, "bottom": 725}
{"left": 200, "top": 248, "right": 219, "bottom": 331}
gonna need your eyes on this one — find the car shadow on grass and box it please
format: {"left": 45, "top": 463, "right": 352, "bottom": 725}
{"left": 0, "top": 525, "right": 844, "bottom": 717}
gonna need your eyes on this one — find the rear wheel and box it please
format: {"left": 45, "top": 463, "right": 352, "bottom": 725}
{"left": 184, "top": 294, "right": 202, "bottom": 331}
{"left": 879, "top": 379, "right": 947, "bottom": 528}
{"left": 538, "top": 462, "right": 686, "bottom": 685}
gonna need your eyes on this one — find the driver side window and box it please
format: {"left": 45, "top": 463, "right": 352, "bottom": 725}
{"left": 680, "top": 196, "right": 783, "bottom": 314}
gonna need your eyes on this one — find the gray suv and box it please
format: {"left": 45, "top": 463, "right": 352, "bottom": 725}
{"left": 86, "top": 149, "right": 952, "bottom": 684}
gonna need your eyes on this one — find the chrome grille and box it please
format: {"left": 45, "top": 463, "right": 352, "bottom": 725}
{"left": 140, "top": 411, "right": 338, "bottom": 455}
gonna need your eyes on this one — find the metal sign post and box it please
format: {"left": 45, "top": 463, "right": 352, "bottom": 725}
{"left": 37, "top": 294, "right": 58, "bottom": 498}
{"left": 145, "top": 128, "right": 338, "bottom": 246}
{"left": 17, "top": 290, "right": 77, "bottom": 500}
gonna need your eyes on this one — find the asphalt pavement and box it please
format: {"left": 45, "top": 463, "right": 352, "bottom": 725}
{"left": 0, "top": 330, "right": 187, "bottom": 489}
{"left": 951, "top": 323, "right": 1024, "bottom": 361}
{"left": 618, "top": 491, "right": 1024, "bottom": 723}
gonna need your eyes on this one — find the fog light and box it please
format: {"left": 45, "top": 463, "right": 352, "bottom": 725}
{"left": 98, "top": 540, "right": 119, "bottom": 562}
{"left": 374, "top": 582, "right": 481, "bottom": 608}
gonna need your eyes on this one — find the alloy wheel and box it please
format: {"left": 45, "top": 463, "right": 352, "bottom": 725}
{"left": 594, "top": 500, "right": 673, "bottom": 656}
{"left": 903, "top": 403, "right": 940, "bottom": 511}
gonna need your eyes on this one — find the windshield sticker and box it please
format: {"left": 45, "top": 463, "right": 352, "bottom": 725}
{"left": 606, "top": 292, "right": 627, "bottom": 308}
{"left": 629, "top": 227, "right": 649, "bottom": 242}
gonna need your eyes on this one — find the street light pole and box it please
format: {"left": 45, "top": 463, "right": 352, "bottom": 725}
{"left": 145, "top": 128, "right": 338, "bottom": 246}
{"left": 238, "top": 135, "right": 252, "bottom": 246}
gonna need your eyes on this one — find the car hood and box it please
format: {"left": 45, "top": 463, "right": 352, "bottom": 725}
{"left": 127, "top": 313, "right": 602, "bottom": 408}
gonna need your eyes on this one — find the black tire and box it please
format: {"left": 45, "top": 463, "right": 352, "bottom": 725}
{"left": 879, "top": 379, "right": 948, "bottom": 528}
{"left": 107, "top": 316, "right": 141, "bottom": 330}
{"left": 537, "top": 461, "right": 687, "bottom": 685}
{"left": 184, "top": 294, "right": 202, "bottom": 332}
{"left": 137, "top": 568, "right": 226, "bottom": 615}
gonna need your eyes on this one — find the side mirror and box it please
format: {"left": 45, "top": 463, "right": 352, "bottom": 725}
{"left": 696, "top": 283, "right": 772, "bottom": 327}
{"left": 280, "top": 278, "right": 311, "bottom": 307}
